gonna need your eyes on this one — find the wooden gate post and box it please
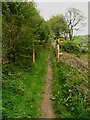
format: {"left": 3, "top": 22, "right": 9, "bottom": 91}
{"left": 32, "top": 43, "right": 35, "bottom": 63}
{"left": 57, "top": 44, "right": 60, "bottom": 63}
{"left": 33, "top": 48, "right": 35, "bottom": 63}
{"left": 57, "top": 39, "right": 60, "bottom": 63}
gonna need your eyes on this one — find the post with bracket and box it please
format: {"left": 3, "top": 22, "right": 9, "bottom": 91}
{"left": 57, "top": 39, "right": 63, "bottom": 63}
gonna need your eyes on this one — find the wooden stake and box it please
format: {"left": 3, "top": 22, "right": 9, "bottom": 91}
{"left": 33, "top": 48, "right": 35, "bottom": 63}
{"left": 57, "top": 39, "right": 63, "bottom": 63}
{"left": 57, "top": 44, "right": 60, "bottom": 63}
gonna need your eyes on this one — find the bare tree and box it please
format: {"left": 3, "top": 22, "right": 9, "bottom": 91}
{"left": 65, "top": 8, "right": 86, "bottom": 40}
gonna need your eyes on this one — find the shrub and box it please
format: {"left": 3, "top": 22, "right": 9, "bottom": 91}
{"left": 60, "top": 37, "right": 65, "bottom": 42}
{"left": 52, "top": 56, "right": 89, "bottom": 118}
{"left": 80, "top": 47, "right": 88, "bottom": 54}
{"left": 61, "top": 41, "right": 80, "bottom": 54}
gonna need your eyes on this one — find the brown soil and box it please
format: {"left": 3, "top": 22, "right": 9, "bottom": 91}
{"left": 41, "top": 56, "right": 56, "bottom": 118}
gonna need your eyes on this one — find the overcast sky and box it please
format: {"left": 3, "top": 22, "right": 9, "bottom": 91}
{"left": 34, "top": 1, "right": 88, "bottom": 36}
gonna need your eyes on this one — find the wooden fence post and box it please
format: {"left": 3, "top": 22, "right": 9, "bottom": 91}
{"left": 57, "top": 44, "right": 60, "bottom": 63}
{"left": 33, "top": 48, "right": 35, "bottom": 63}
{"left": 57, "top": 39, "right": 63, "bottom": 63}
{"left": 57, "top": 39, "right": 60, "bottom": 63}
{"left": 33, "top": 43, "right": 35, "bottom": 63}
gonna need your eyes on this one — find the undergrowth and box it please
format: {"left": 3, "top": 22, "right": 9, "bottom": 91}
{"left": 51, "top": 51, "right": 90, "bottom": 118}
{"left": 2, "top": 49, "right": 48, "bottom": 118}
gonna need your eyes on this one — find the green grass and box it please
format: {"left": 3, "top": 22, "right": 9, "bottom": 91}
{"left": 2, "top": 49, "right": 49, "bottom": 118}
{"left": 51, "top": 52, "right": 90, "bottom": 118}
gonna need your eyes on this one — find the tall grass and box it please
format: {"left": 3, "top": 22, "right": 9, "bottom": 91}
{"left": 51, "top": 52, "right": 90, "bottom": 118}
{"left": 2, "top": 49, "right": 49, "bottom": 118}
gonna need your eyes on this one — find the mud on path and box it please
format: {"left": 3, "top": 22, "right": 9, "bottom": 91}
{"left": 41, "top": 56, "right": 56, "bottom": 118}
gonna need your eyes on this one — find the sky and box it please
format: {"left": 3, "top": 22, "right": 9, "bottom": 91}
{"left": 33, "top": 1, "right": 88, "bottom": 36}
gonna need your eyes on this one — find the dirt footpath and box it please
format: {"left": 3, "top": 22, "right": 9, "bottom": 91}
{"left": 41, "top": 56, "right": 56, "bottom": 118}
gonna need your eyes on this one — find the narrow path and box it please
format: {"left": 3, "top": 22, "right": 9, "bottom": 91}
{"left": 41, "top": 56, "right": 56, "bottom": 118}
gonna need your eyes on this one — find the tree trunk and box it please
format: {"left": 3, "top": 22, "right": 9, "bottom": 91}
{"left": 69, "top": 30, "right": 72, "bottom": 41}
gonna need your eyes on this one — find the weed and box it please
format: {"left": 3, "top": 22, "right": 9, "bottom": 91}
{"left": 2, "top": 50, "right": 49, "bottom": 118}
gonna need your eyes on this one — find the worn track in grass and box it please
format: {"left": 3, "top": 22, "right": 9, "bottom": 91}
{"left": 41, "top": 56, "right": 56, "bottom": 118}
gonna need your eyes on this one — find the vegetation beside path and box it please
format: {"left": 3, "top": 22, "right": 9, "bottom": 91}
{"left": 2, "top": 50, "right": 48, "bottom": 118}
{"left": 2, "top": 1, "right": 89, "bottom": 119}
{"left": 51, "top": 51, "right": 89, "bottom": 118}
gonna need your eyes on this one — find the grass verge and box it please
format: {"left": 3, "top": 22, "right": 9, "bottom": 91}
{"left": 2, "top": 49, "right": 48, "bottom": 118}
{"left": 51, "top": 51, "right": 90, "bottom": 118}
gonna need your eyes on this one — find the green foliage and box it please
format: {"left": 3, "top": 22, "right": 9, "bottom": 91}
{"left": 74, "top": 35, "right": 88, "bottom": 45}
{"left": 51, "top": 53, "right": 90, "bottom": 118}
{"left": 60, "top": 37, "right": 66, "bottom": 41}
{"left": 80, "top": 48, "right": 88, "bottom": 54}
{"left": 61, "top": 41, "right": 80, "bottom": 54}
{"left": 2, "top": 50, "right": 49, "bottom": 118}
{"left": 74, "top": 35, "right": 88, "bottom": 54}
{"left": 2, "top": 2, "right": 50, "bottom": 68}
{"left": 47, "top": 15, "right": 68, "bottom": 39}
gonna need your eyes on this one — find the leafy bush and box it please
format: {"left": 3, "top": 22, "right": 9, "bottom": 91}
{"left": 61, "top": 41, "right": 80, "bottom": 54}
{"left": 60, "top": 37, "right": 66, "bottom": 42}
{"left": 2, "top": 2, "right": 50, "bottom": 68}
{"left": 51, "top": 52, "right": 90, "bottom": 118}
{"left": 80, "top": 47, "right": 88, "bottom": 54}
